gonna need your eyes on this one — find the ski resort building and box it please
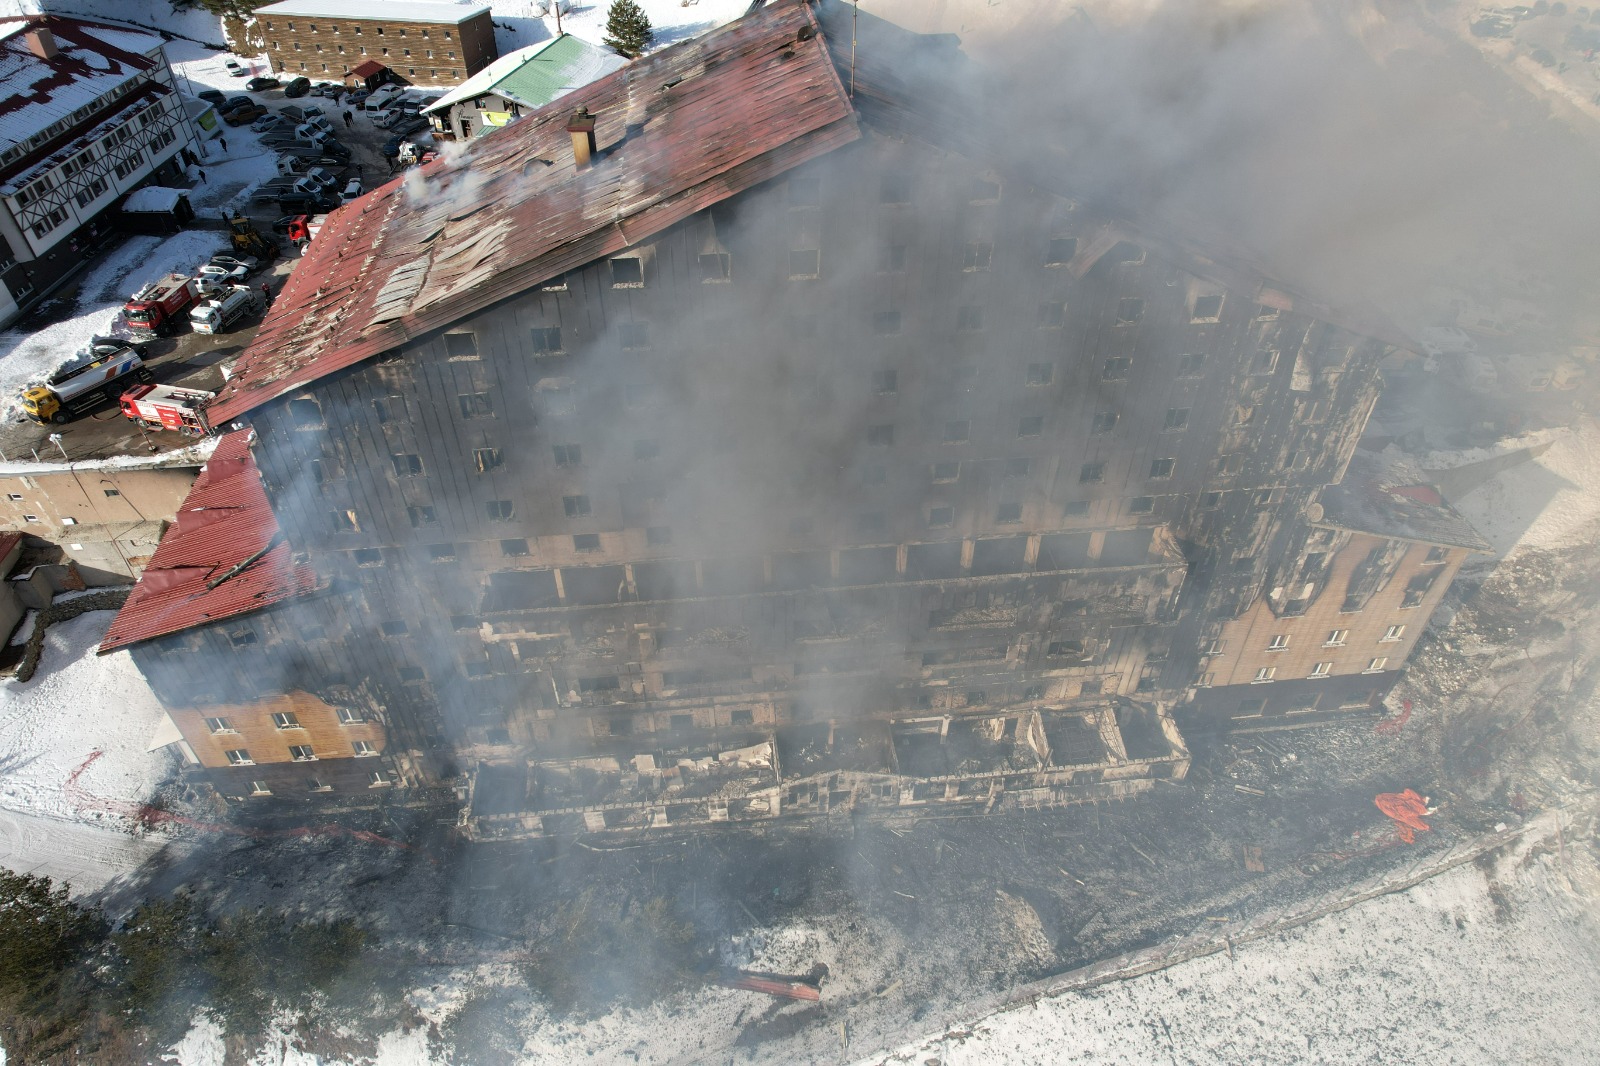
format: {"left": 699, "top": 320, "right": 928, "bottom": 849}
{"left": 105, "top": 0, "right": 1481, "bottom": 828}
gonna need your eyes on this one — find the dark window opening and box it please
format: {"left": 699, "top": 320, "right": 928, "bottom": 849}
{"left": 1045, "top": 237, "right": 1077, "bottom": 265}
{"left": 961, "top": 242, "right": 992, "bottom": 272}
{"left": 867, "top": 424, "right": 894, "bottom": 446}
{"left": 1102, "top": 357, "right": 1132, "bottom": 380}
{"left": 1117, "top": 298, "right": 1144, "bottom": 323}
{"left": 1079, "top": 462, "right": 1105, "bottom": 483}
{"left": 1092, "top": 411, "right": 1118, "bottom": 433}
{"left": 1164, "top": 407, "right": 1190, "bottom": 431}
{"left": 942, "top": 420, "right": 970, "bottom": 443}
{"left": 1149, "top": 457, "right": 1175, "bottom": 479}
{"left": 443, "top": 332, "right": 477, "bottom": 358}
{"left": 381, "top": 620, "right": 408, "bottom": 636}
{"left": 619, "top": 322, "right": 649, "bottom": 349}
{"left": 789, "top": 249, "right": 820, "bottom": 278}
{"left": 699, "top": 252, "right": 730, "bottom": 282}
{"left": 486, "top": 499, "right": 514, "bottom": 520}
{"left": 501, "top": 538, "right": 529, "bottom": 556}
{"left": 353, "top": 548, "right": 382, "bottom": 566}
{"left": 458, "top": 392, "right": 493, "bottom": 418}
{"left": 1128, "top": 496, "right": 1156, "bottom": 515}
{"left": 872, "top": 369, "right": 898, "bottom": 394}
{"left": 530, "top": 327, "right": 562, "bottom": 353}
{"left": 996, "top": 502, "right": 1023, "bottom": 523}
{"left": 562, "top": 495, "right": 591, "bottom": 518}
{"left": 550, "top": 444, "right": 579, "bottom": 466}
{"left": 573, "top": 533, "right": 601, "bottom": 552}
{"left": 611, "top": 257, "right": 643, "bottom": 286}
{"left": 1027, "top": 362, "right": 1053, "bottom": 386}
{"left": 1192, "top": 294, "right": 1224, "bottom": 321}
{"left": 1018, "top": 416, "right": 1044, "bottom": 437}
{"left": 391, "top": 453, "right": 422, "bottom": 477}
{"left": 289, "top": 397, "right": 322, "bottom": 428}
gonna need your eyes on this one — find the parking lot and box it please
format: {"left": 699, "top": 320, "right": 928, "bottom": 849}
{"left": 0, "top": 79, "right": 439, "bottom": 465}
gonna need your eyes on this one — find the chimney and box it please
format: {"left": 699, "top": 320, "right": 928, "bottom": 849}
{"left": 24, "top": 26, "right": 59, "bottom": 61}
{"left": 565, "top": 106, "right": 596, "bottom": 169}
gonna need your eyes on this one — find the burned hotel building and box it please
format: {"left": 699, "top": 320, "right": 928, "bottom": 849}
{"left": 102, "top": 0, "right": 1484, "bottom": 834}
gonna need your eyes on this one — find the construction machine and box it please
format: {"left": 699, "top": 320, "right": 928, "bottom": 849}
{"left": 226, "top": 212, "right": 279, "bottom": 262}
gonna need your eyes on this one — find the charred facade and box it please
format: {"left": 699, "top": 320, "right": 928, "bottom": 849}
{"left": 107, "top": 0, "right": 1481, "bottom": 832}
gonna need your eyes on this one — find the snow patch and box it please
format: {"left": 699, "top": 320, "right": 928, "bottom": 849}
{"left": 163, "top": 1013, "right": 226, "bottom": 1066}
{"left": 1429, "top": 422, "right": 1600, "bottom": 554}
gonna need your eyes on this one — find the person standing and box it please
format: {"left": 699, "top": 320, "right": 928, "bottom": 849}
{"left": 219, "top": 136, "right": 229, "bottom": 153}
{"left": 195, "top": 167, "right": 206, "bottom": 184}
{"left": 260, "top": 282, "right": 272, "bottom": 308}
{"left": 342, "top": 109, "right": 354, "bottom": 128}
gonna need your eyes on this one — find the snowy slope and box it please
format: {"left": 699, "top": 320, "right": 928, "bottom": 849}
{"left": 860, "top": 827, "right": 1600, "bottom": 1066}
{"left": 0, "top": 611, "right": 177, "bottom": 893}
{"left": 490, "top": 0, "right": 753, "bottom": 60}
{"left": 0, "top": 0, "right": 225, "bottom": 46}
{"left": 1429, "top": 422, "right": 1600, "bottom": 556}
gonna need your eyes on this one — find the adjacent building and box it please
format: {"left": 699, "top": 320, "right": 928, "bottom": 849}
{"left": 422, "top": 34, "right": 627, "bottom": 141}
{"left": 256, "top": 0, "right": 497, "bottom": 86}
{"left": 106, "top": 0, "right": 1478, "bottom": 831}
{"left": 0, "top": 16, "right": 199, "bottom": 329}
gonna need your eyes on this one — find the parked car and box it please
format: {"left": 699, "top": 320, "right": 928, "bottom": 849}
{"left": 208, "top": 254, "right": 259, "bottom": 274}
{"left": 197, "top": 88, "right": 226, "bottom": 106}
{"left": 246, "top": 76, "right": 280, "bottom": 92}
{"left": 224, "top": 58, "right": 245, "bottom": 75}
{"left": 223, "top": 104, "right": 266, "bottom": 125}
{"left": 311, "top": 81, "right": 335, "bottom": 96}
{"left": 301, "top": 105, "right": 326, "bottom": 119}
{"left": 251, "top": 114, "right": 286, "bottom": 133}
{"left": 341, "top": 178, "right": 363, "bottom": 200}
{"left": 196, "top": 261, "right": 250, "bottom": 288}
{"left": 347, "top": 88, "right": 372, "bottom": 105}
{"left": 284, "top": 77, "right": 312, "bottom": 98}
{"left": 222, "top": 95, "right": 252, "bottom": 111}
{"left": 271, "top": 214, "right": 306, "bottom": 235}
{"left": 381, "top": 135, "right": 406, "bottom": 158}
{"left": 391, "top": 116, "right": 430, "bottom": 137}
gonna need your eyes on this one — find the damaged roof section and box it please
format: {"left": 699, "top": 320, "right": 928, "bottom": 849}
{"left": 100, "top": 430, "right": 320, "bottom": 654}
{"left": 1315, "top": 449, "right": 1492, "bottom": 552}
{"left": 207, "top": 0, "right": 859, "bottom": 425}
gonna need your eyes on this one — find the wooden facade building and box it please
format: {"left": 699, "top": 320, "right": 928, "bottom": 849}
{"left": 104, "top": 1, "right": 1479, "bottom": 828}
{"left": 257, "top": 0, "right": 496, "bottom": 86}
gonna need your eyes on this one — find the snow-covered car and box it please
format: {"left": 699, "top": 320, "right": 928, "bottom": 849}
{"left": 208, "top": 254, "right": 259, "bottom": 274}
{"left": 195, "top": 262, "right": 250, "bottom": 289}
{"left": 251, "top": 114, "right": 287, "bottom": 133}
{"left": 224, "top": 58, "right": 245, "bottom": 76}
{"left": 342, "top": 178, "right": 362, "bottom": 200}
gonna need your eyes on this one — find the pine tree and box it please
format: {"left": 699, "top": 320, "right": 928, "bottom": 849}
{"left": 603, "top": 0, "right": 654, "bottom": 59}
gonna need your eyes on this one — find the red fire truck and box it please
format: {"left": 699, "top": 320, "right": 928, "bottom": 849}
{"left": 119, "top": 383, "right": 214, "bottom": 436}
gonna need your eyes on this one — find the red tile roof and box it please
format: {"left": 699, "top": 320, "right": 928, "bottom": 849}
{"left": 99, "top": 430, "right": 320, "bottom": 653}
{"left": 204, "top": 0, "right": 857, "bottom": 426}
{"left": 348, "top": 59, "right": 385, "bottom": 79}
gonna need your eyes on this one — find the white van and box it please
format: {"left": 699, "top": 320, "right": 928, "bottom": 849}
{"left": 364, "top": 86, "right": 402, "bottom": 112}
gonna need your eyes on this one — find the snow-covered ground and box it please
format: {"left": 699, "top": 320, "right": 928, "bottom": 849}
{"left": 490, "top": 0, "right": 754, "bottom": 60}
{"left": 0, "top": 611, "right": 177, "bottom": 894}
{"left": 1429, "top": 423, "right": 1600, "bottom": 556}
{"left": 860, "top": 818, "right": 1600, "bottom": 1066}
{"left": 0, "top": 0, "right": 225, "bottom": 45}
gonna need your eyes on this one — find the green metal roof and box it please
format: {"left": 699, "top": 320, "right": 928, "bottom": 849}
{"left": 489, "top": 34, "right": 623, "bottom": 109}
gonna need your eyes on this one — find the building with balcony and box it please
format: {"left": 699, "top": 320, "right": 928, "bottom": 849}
{"left": 0, "top": 16, "right": 198, "bottom": 328}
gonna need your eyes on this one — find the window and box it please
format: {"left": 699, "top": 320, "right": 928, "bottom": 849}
{"left": 354, "top": 548, "right": 383, "bottom": 567}
{"left": 399, "top": 666, "right": 426, "bottom": 683}
{"left": 881, "top": 243, "right": 906, "bottom": 271}
{"left": 458, "top": 392, "right": 493, "bottom": 418}
{"left": 1148, "top": 457, "right": 1176, "bottom": 480}
{"left": 204, "top": 717, "right": 233, "bottom": 734}
{"left": 996, "top": 502, "right": 1022, "bottom": 524}
{"left": 530, "top": 327, "right": 562, "bottom": 353}
{"left": 927, "top": 506, "right": 954, "bottom": 528}
{"left": 486, "top": 499, "right": 514, "bottom": 520}
{"left": 788, "top": 175, "right": 820, "bottom": 205}
{"left": 288, "top": 745, "right": 317, "bottom": 762}
{"left": 1018, "top": 416, "right": 1044, "bottom": 437}
{"left": 942, "top": 420, "right": 970, "bottom": 443}
{"left": 229, "top": 628, "right": 258, "bottom": 647}
{"left": 632, "top": 439, "right": 659, "bottom": 460}
{"left": 1177, "top": 352, "right": 1207, "bottom": 377}
{"left": 443, "top": 332, "right": 478, "bottom": 359}
{"left": 1091, "top": 411, "right": 1118, "bottom": 434}
{"left": 1079, "top": 462, "right": 1105, "bottom": 483}
{"left": 868, "top": 369, "right": 898, "bottom": 394}
{"left": 1038, "top": 301, "right": 1065, "bottom": 329}
{"left": 1253, "top": 667, "right": 1276, "bottom": 684}
{"left": 380, "top": 620, "right": 408, "bottom": 637}
{"left": 1117, "top": 298, "right": 1144, "bottom": 323}
{"left": 880, "top": 174, "right": 910, "bottom": 203}
{"left": 562, "top": 494, "right": 591, "bottom": 518}
{"left": 1026, "top": 362, "right": 1054, "bottom": 386}
{"left": 1267, "top": 634, "right": 1289, "bottom": 651}
{"left": 1252, "top": 348, "right": 1280, "bottom": 374}
{"left": 1127, "top": 496, "right": 1155, "bottom": 515}
{"left": 579, "top": 675, "right": 620, "bottom": 693}
{"left": 1004, "top": 458, "right": 1030, "bottom": 478}
{"left": 6, "top": 493, "right": 22, "bottom": 501}
{"left": 646, "top": 525, "right": 672, "bottom": 546}
{"left": 730, "top": 709, "right": 755, "bottom": 727}
{"left": 391, "top": 453, "right": 422, "bottom": 477}
{"left": 330, "top": 509, "right": 359, "bottom": 534}
{"left": 611, "top": 256, "right": 643, "bottom": 287}
{"left": 956, "top": 304, "right": 983, "bottom": 331}
{"left": 337, "top": 707, "right": 365, "bottom": 725}
{"left": 500, "top": 538, "right": 529, "bottom": 557}
{"left": 699, "top": 252, "right": 730, "bottom": 282}
{"left": 1325, "top": 629, "right": 1348, "bottom": 646}
{"left": 1045, "top": 237, "right": 1077, "bottom": 265}
{"left": 873, "top": 311, "right": 902, "bottom": 335}
{"left": 961, "top": 242, "right": 992, "bottom": 272}
{"left": 289, "top": 397, "right": 323, "bottom": 428}
{"left": 573, "top": 533, "right": 601, "bottom": 552}
{"left": 1102, "top": 357, "right": 1131, "bottom": 380}
{"left": 550, "top": 443, "right": 580, "bottom": 466}
{"left": 1309, "top": 662, "right": 1332, "bottom": 678}
{"left": 1364, "top": 657, "right": 1389, "bottom": 674}
{"left": 1063, "top": 501, "right": 1089, "bottom": 518}
{"left": 1191, "top": 294, "right": 1224, "bottom": 322}
{"left": 429, "top": 543, "right": 456, "bottom": 562}
{"left": 1163, "top": 407, "right": 1190, "bottom": 431}
{"left": 272, "top": 711, "right": 302, "bottom": 729}
{"left": 932, "top": 461, "right": 960, "bottom": 482}
{"left": 470, "top": 447, "right": 503, "bottom": 472}
{"left": 250, "top": 781, "right": 272, "bottom": 796}
{"left": 352, "top": 740, "right": 377, "bottom": 757}
{"left": 867, "top": 424, "right": 894, "bottom": 446}
{"left": 225, "top": 749, "right": 254, "bottom": 766}
{"left": 970, "top": 178, "right": 1000, "bottom": 202}
{"left": 619, "top": 322, "right": 649, "bottom": 349}
{"left": 1382, "top": 624, "right": 1405, "bottom": 642}
{"left": 1424, "top": 546, "right": 1449, "bottom": 564}
{"left": 789, "top": 248, "right": 820, "bottom": 278}
{"left": 407, "top": 505, "right": 436, "bottom": 527}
